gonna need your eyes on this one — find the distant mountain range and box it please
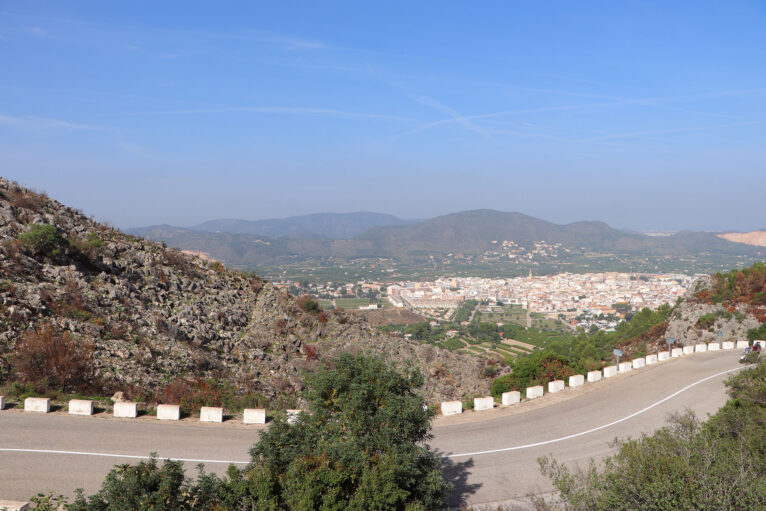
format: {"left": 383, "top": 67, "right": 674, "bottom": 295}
{"left": 135, "top": 212, "right": 417, "bottom": 240}
{"left": 128, "top": 210, "right": 765, "bottom": 269}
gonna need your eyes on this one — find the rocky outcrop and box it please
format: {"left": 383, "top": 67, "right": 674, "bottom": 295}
{"left": 664, "top": 276, "right": 762, "bottom": 345}
{"left": 0, "top": 178, "right": 498, "bottom": 403}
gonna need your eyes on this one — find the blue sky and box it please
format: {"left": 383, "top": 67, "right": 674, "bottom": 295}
{"left": 1, "top": 1, "right": 765, "bottom": 231}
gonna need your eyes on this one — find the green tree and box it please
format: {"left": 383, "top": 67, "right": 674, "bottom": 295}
{"left": 225, "top": 353, "right": 449, "bottom": 510}
{"left": 18, "top": 224, "right": 68, "bottom": 259}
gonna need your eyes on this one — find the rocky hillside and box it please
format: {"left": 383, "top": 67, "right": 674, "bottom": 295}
{"left": 664, "top": 267, "right": 766, "bottom": 346}
{"left": 0, "top": 178, "right": 500, "bottom": 404}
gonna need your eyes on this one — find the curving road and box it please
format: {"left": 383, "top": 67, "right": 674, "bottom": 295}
{"left": 0, "top": 351, "right": 742, "bottom": 506}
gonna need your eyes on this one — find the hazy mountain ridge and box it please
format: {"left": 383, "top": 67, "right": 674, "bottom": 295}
{"left": 130, "top": 209, "right": 764, "bottom": 268}
{"left": 132, "top": 212, "right": 416, "bottom": 241}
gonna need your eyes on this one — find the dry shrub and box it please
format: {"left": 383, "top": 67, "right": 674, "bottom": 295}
{"left": 163, "top": 248, "right": 191, "bottom": 270}
{"left": 299, "top": 313, "right": 316, "bottom": 327}
{"left": 49, "top": 278, "right": 92, "bottom": 321}
{"left": 69, "top": 232, "right": 105, "bottom": 260}
{"left": 8, "top": 307, "right": 27, "bottom": 326}
{"left": 13, "top": 322, "right": 95, "bottom": 392}
{"left": 430, "top": 362, "right": 447, "bottom": 379}
{"left": 0, "top": 279, "right": 16, "bottom": 297}
{"left": 156, "top": 377, "right": 266, "bottom": 414}
{"left": 8, "top": 187, "right": 47, "bottom": 213}
{"left": 270, "top": 375, "right": 294, "bottom": 394}
{"left": 303, "top": 344, "right": 318, "bottom": 361}
{"left": 191, "top": 350, "right": 214, "bottom": 371}
{"left": 63, "top": 277, "right": 86, "bottom": 308}
{"left": 274, "top": 318, "right": 289, "bottom": 335}
{"left": 249, "top": 278, "right": 264, "bottom": 293}
{"left": 296, "top": 294, "right": 320, "bottom": 313}
{"left": 1, "top": 239, "right": 25, "bottom": 272}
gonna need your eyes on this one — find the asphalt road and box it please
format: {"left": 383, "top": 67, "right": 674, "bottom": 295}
{"left": 0, "top": 351, "right": 743, "bottom": 507}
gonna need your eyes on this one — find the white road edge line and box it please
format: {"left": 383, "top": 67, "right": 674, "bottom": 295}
{"left": 0, "top": 365, "right": 745, "bottom": 464}
{"left": 0, "top": 448, "right": 249, "bottom": 465}
{"left": 446, "top": 365, "right": 743, "bottom": 458}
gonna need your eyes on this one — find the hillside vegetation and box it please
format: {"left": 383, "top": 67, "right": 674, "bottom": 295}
{"left": 697, "top": 262, "right": 766, "bottom": 306}
{"left": 491, "top": 305, "right": 673, "bottom": 396}
{"left": 0, "top": 178, "right": 493, "bottom": 407}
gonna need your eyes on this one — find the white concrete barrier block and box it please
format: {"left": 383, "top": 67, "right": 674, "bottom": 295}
{"left": 548, "top": 380, "right": 565, "bottom": 393}
{"left": 526, "top": 385, "right": 544, "bottom": 399}
{"left": 603, "top": 366, "right": 618, "bottom": 378}
{"left": 569, "top": 374, "right": 585, "bottom": 387}
{"left": 632, "top": 358, "right": 645, "bottom": 369}
{"left": 736, "top": 340, "right": 749, "bottom": 349}
{"left": 0, "top": 395, "right": 5, "bottom": 410}
{"left": 474, "top": 396, "right": 494, "bottom": 411}
{"left": 157, "top": 404, "right": 181, "bottom": 421}
{"left": 113, "top": 401, "right": 138, "bottom": 418}
{"left": 722, "top": 341, "right": 735, "bottom": 350}
{"left": 286, "top": 409, "right": 301, "bottom": 424}
{"left": 68, "top": 399, "right": 94, "bottom": 416}
{"left": 671, "top": 348, "right": 683, "bottom": 357}
{"left": 646, "top": 354, "right": 658, "bottom": 365}
{"left": 682, "top": 346, "right": 694, "bottom": 355}
{"left": 755, "top": 340, "right": 766, "bottom": 350}
{"left": 658, "top": 351, "right": 670, "bottom": 361}
{"left": 0, "top": 500, "right": 30, "bottom": 511}
{"left": 200, "top": 406, "right": 223, "bottom": 423}
{"left": 24, "top": 397, "right": 50, "bottom": 413}
{"left": 243, "top": 408, "right": 266, "bottom": 424}
{"left": 695, "top": 343, "right": 707, "bottom": 353}
{"left": 501, "top": 391, "right": 520, "bottom": 406}
{"left": 587, "top": 370, "right": 602, "bottom": 383}
{"left": 441, "top": 400, "right": 462, "bottom": 416}
{"left": 707, "top": 343, "right": 720, "bottom": 351}
{"left": 618, "top": 362, "right": 632, "bottom": 373}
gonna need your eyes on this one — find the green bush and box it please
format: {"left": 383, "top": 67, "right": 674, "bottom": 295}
{"left": 747, "top": 322, "right": 766, "bottom": 341}
{"left": 697, "top": 309, "right": 732, "bottom": 329}
{"left": 18, "top": 224, "right": 68, "bottom": 259}
{"left": 67, "top": 456, "right": 222, "bottom": 511}
{"left": 296, "top": 295, "right": 320, "bottom": 313}
{"left": 491, "top": 350, "right": 582, "bottom": 398}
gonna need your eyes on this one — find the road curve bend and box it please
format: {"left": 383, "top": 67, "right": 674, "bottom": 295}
{"left": 0, "top": 351, "right": 743, "bottom": 506}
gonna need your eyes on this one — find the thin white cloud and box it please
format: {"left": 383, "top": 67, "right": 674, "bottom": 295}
{"left": 256, "top": 35, "right": 326, "bottom": 51}
{"left": 0, "top": 112, "right": 104, "bottom": 131}
{"left": 388, "top": 101, "right": 621, "bottom": 141}
{"left": 104, "top": 106, "right": 413, "bottom": 123}
{"left": 389, "top": 86, "right": 766, "bottom": 142}
{"left": 0, "top": 11, "right": 328, "bottom": 52}
{"left": 581, "top": 121, "right": 763, "bottom": 142}
{"left": 405, "top": 93, "right": 491, "bottom": 140}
